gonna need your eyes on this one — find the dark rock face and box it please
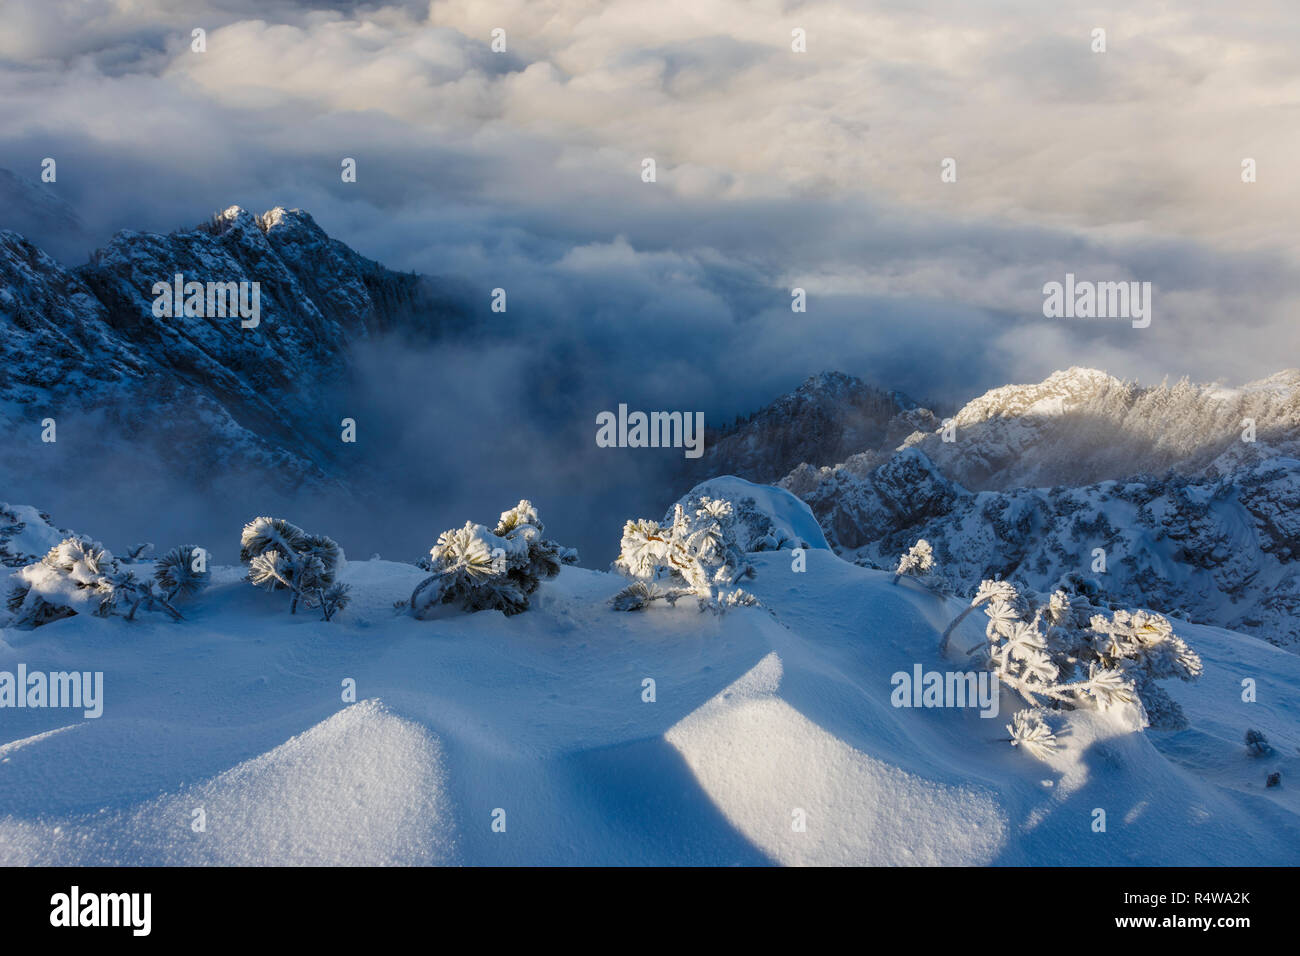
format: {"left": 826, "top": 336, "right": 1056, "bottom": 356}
{"left": 0, "top": 205, "right": 468, "bottom": 491}
{"left": 691, "top": 370, "right": 932, "bottom": 484}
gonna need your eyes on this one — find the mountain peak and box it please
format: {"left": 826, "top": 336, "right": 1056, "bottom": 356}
{"left": 690, "top": 371, "right": 934, "bottom": 483}
{"left": 0, "top": 206, "right": 466, "bottom": 499}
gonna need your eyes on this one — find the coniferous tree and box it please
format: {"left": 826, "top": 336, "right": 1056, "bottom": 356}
{"left": 154, "top": 544, "right": 210, "bottom": 602}
{"left": 611, "top": 497, "right": 757, "bottom": 612}
{"left": 410, "top": 500, "right": 576, "bottom": 618}
{"left": 240, "top": 516, "right": 347, "bottom": 620}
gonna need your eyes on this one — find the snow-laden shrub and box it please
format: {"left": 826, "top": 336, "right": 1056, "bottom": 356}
{"left": 891, "top": 539, "right": 935, "bottom": 586}
{"left": 409, "top": 500, "right": 577, "bottom": 618}
{"left": 6, "top": 537, "right": 182, "bottom": 626}
{"left": 940, "top": 579, "right": 1022, "bottom": 652}
{"left": 1007, "top": 709, "right": 1060, "bottom": 760}
{"left": 1086, "top": 609, "right": 1203, "bottom": 684}
{"left": 240, "top": 516, "right": 349, "bottom": 620}
{"left": 154, "top": 545, "right": 210, "bottom": 602}
{"left": 673, "top": 488, "right": 801, "bottom": 552}
{"left": 958, "top": 582, "right": 1204, "bottom": 756}
{"left": 611, "top": 497, "right": 757, "bottom": 612}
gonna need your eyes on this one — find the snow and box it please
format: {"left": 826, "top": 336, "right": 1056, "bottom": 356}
{"left": 674, "top": 475, "right": 831, "bottom": 550}
{"left": 0, "top": 503, "right": 70, "bottom": 566}
{"left": 664, "top": 652, "right": 1008, "bottom": 865}
{"left": 1, "top": 547, "right": 1296, "bottom": 866}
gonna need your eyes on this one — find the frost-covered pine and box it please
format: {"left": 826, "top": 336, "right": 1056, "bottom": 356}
{"left": 316, "top": 582, "right": 351, "bottom": 622}
{"left": 154, "top": 545, "right": 210, "bottom": 602}
{"left": 240, "top": 516, "right": 346, "bottom": 620}
{"left": 1007, "top": 709, "right": 1059, "bottom": 759}
{"left": 974, "top": 588, "right": 1125, "bottom": 713}
{"left": 891, "top": 539, "right": 934, "bottom": 586}
{"left": 122, "top": 578, "right": 183, "bottom": 622}
{"left": 409, "top": 500, "right": 576, "bottom": 618}
{"left": 7, "top": 536, "right": 181, "bottom": 626}
{"left": 610, "top": 497, "right": 756, "bottom": 613}
{"left": 1087, "top": 609, "right": 1202, "bottom": 682}
{"left": 674, "top": 489, "right": 800, "bottom": 553}
{"left": 1079, "top": 661, "right": 1137, "bottom": 710}
{"left": 940, "top": 578, "right": 1019, "bottom": 652}
{"left": 608, "top": 580, "right": 669, "bottom": 612}
{"left": 1085, "top": 608, "right": 1202, "bottom": 729}
{"left": 120, "top": 542, "right": 154, "bottom": 564}
{"left": 968, "top": 580, "right": 1203, "bottom": 752}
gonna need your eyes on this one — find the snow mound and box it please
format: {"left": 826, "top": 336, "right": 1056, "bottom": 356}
{"left": 672, "top": 475, "right": 830, "bottom": 551}
{"left": 666, "top": 652, "right": 1007, "bottom": 865}
{"left": 0, "top": 700, "right": 457, "bottom": 866}
{"left": 0, "top": 503, "right": 71, "bottom": 567}
{"left": 1, "top": 548, "right": 1296, "bottom": 866}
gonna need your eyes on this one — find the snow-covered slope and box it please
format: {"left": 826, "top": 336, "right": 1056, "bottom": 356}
{"left": 766, "top": 368, "right": 1300, "bottom": 650}
{"left": 898, "top": 367, "right": 1300, "bottom": 490}
{"left": 0, "top": 205, "right": 466, "bottom": 494}
{"left": 2, "top": 541, "right": 1295, "bottom": 866}
{"left": 692, "top": 371, "right": 933, "bottom": 484}
{"left": 784, "top": 448, "right": 1300, "bottom": 649}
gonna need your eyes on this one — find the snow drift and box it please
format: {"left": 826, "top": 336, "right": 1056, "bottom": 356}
{"left": 2, "top": 532, "right": 1295, "bottom": 866}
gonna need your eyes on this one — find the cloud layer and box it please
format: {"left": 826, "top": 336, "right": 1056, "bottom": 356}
{"left": 2, "top": 0, "right": 1298, "bottom": 557}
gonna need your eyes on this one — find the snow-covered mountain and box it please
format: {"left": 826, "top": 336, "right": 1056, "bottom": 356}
{"left": 784, "top": 448, "right": 1300, "bottom": 649}
{"left": 692, "top": 371, "right": 936, "bottom": 484}
{"left": 719, "top": 367, "right": 1300, "bottom": 494}
{"left": 897, "top": 367, "right": 1300, "bottom": 490}
{"left": 0, "top": 168, "right": 93, "bottom": 264}
{"left": 0, "top": 205, "right": 467, "bottom": 493}
{"left": 774, "top": 369, "right": 1300, "bottom": 650}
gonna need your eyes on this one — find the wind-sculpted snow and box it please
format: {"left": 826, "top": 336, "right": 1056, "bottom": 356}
{"left": 0, "top": 701, "right": 457, "bottom": 866}
{"left": 1, "top": 547, "right": 1294, "bottom": 865}
{"left": 665, "top": 653, "right": 1008, "bottom": 865}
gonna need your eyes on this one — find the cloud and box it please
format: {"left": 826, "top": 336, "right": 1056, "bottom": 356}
{"left": 2, "top": 0, "right": 1299, "bottom": 556}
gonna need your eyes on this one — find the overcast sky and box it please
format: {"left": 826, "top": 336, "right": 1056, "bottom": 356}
{"left": 2, "top": 0, "right": 1298, "bottom": 410}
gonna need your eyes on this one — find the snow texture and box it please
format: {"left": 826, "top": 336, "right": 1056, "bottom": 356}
{"left": 2, "top": 542, "right": 1295, "bottom": 866}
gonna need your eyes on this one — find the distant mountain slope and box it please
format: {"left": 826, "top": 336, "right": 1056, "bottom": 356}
{"left": 0, "top": 205, "right": 467, "bottom": 491}
{"left": 782, "top": 444, "right": 1300, "bottom": 649}
{"left": 0, "top": 168, "right": 93, "bottom": 264}
{"left": 691, "top": 371, "right": 937, "bottom": 484}
{"left": 897, "top": 367, "right": 1300, "bottom": 490}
